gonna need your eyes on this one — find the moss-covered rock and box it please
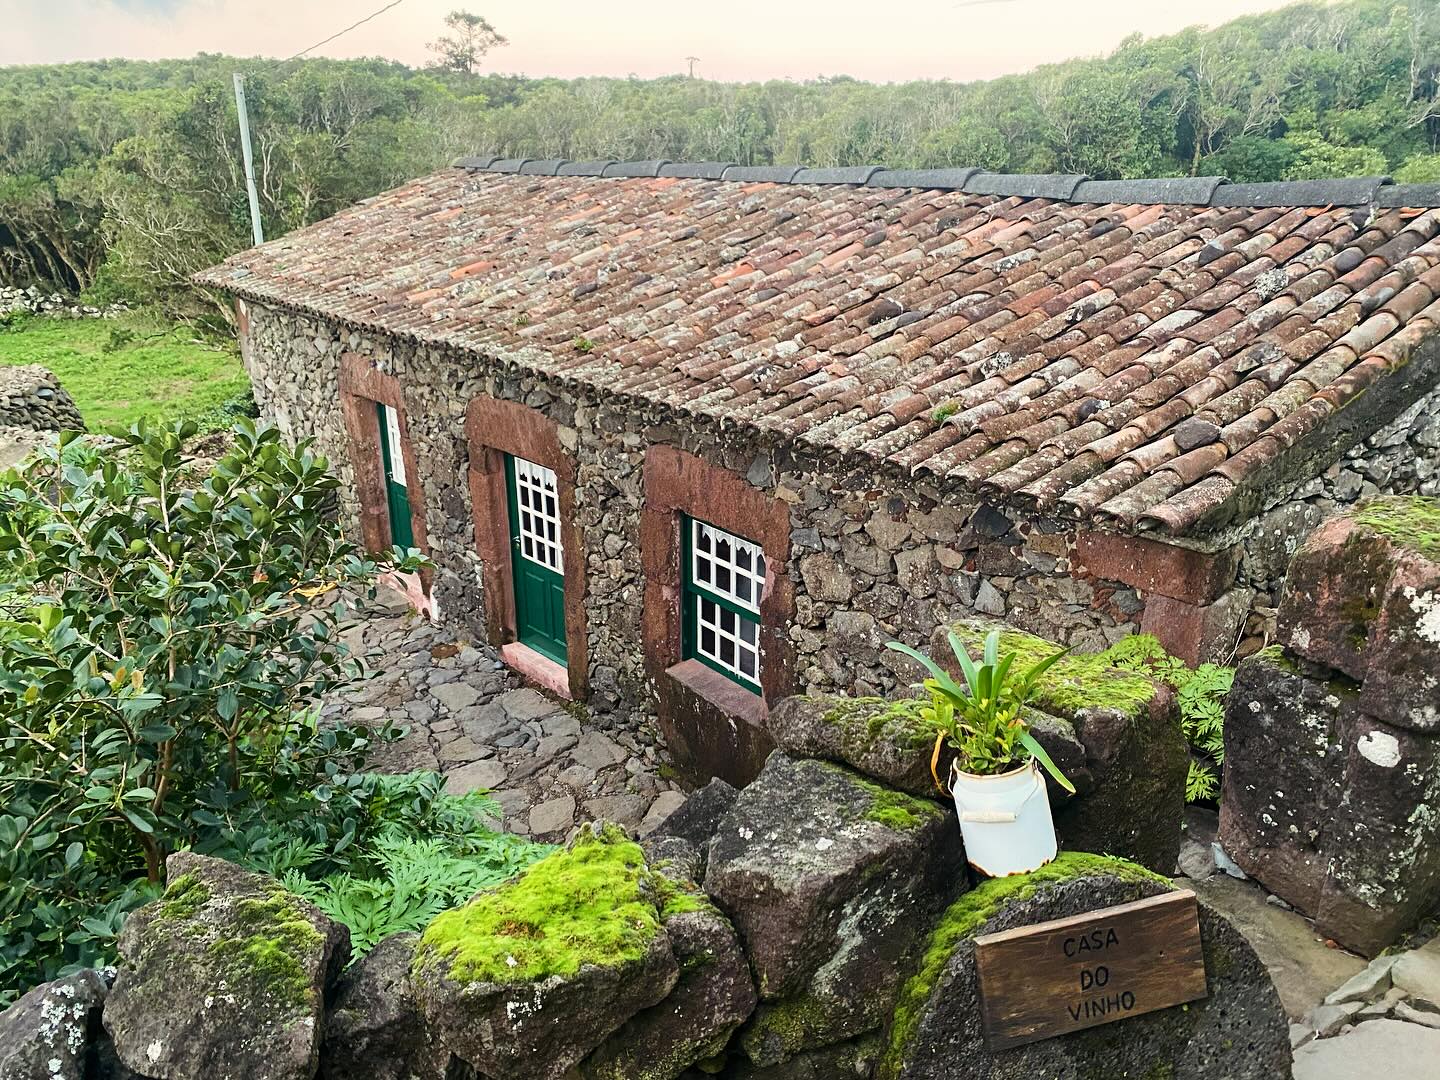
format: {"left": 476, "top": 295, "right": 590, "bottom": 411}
{"left": 412, "top": 823, "right": 681, "bottom": 1080}
{"left": 102, "top": 852, "right": 349, "bottom": 1080}
{"left": 765, "top": 694, "right": 1089, "bottom": 803}
{"left": 581, "top": 855, "right": 757, "bottom": 1080}
{"left": 936, "top": 620, "right": 1189, "bottom": 873}
{"left": 1278, "top": 495, "right": 1440, "bottom": 722}
{"left": 705, "top": 754, "right": 964, "bottom": 1066}
{"left": 879, "top": 853, "right": 1290, "bottom": 1080}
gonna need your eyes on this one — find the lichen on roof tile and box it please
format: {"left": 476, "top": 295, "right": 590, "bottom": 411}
{"left": 195, "top": 168, "right": 1440, "bottom": 538}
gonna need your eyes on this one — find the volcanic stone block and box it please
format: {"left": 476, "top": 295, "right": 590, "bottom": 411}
{"left": 704, "top": 754, "right": 964, "bottom": 1061}
{"left": 581, "top": 865, "right": 756, "bottom": 1080}
{"left": 709, "top": 1035, "right": 882, "bottom": 1078}
{"left": 653, "top": 777, "right": 739, "bottom": 851}
{"left": 1357, "top": 542, "right": 1440, "bottom": 732}
{"left": 1217, "top": 648, "right": 1353, "bottom": 913}
{"left": 765, "top": 694, "right": 1090, "bottom": 801}
{"left": 883, "top": 854, "right": 1291, "bottom": 1080}
{"left": 319, "top": 933, "right": 428, "bottom": 1080}
{"left": 1317, "top": 715, "right": 1440, "bottom": 956}
{"left": 103, "top": 853, "right": 349, "bottom": 1080}
{"left": 0, "top": 970, "right": 109, "bottom": 1080}
{"left": 1277, "top": 512, "right": 1404, "bottom": 681}
{"left": 412, "top": 824, "right": 681, "bottom": 1080}
{"left": 937, "top": 620, "right": 1189, "bottom": 873}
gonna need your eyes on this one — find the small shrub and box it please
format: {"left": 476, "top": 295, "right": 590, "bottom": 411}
{"left": 0, "top": 419, "right": 426, "bottom": 1002}
{"left": 886, "top": 629, "right": 1075, "bottom": 794}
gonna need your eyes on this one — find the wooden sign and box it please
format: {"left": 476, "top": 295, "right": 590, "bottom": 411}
{"left": 974, "top": 890, "right": 1208, "bottom": 1049}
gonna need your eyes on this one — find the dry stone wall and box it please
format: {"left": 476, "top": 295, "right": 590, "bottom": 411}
{"left": 240, "top": 302, "right": 1145, "bottom": 709}
{"left": 0, "top": 365, "right": 84, "bottom": 433}
{"left": 0, "top": 744, "right": 1292, "bottom": 1080}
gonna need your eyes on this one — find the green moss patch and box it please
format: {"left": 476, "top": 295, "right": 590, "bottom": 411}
{"left": 158, "top": 872, "right": 210, "bottom": 921}
{"left": 415, "top": 823, "right": 665, "bottom": 985}
{"left": 208, "top": 889, "right": 325, "bottom": 1010}
{"left": 947, "top": 623, "right": 1159, "bottom": 720}
{"left": 821, "top": 696, "right": 940, "bottom": 753}
{"left": 817, "top": 762, "right": 945, "bottom": 832}
{"left": 1352, "top": 495, "right": 1440, "bottom": 561}
{"left": 881, "top": 853, "right": 1169, "bottom": 1077}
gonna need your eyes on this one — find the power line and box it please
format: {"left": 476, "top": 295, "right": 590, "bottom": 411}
{"left": 285, "top": 0, "right": 408, "bottom": 61}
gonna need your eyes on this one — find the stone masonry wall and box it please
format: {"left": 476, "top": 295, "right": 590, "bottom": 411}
{"left": 237, "top": 298, "right": 1433, "bottom": 756}
{"left": 1233, "top": 383, "right": 1440, "bottom": 654}
{"left": 238, "top": 301, "right": 1149, "bottom": 710}
{"left": 0, "top": 365, "right": 84, "bottom": 432}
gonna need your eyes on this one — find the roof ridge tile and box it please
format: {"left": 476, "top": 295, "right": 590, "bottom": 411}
{"left": 453, "top": 159, "right": 1440, "bottom": 209}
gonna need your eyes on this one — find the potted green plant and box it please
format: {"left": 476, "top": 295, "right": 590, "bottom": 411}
{"left": 887, "top": 629, "right": 1075, "bottom": 876}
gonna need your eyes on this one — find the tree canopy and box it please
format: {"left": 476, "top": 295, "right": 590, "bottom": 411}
{"left": 1, "top": 0, "right": 1437, "bottom": 322}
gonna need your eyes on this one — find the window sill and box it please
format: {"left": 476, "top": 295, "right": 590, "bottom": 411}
{"left": 665, "top": 658, "right": 767, "bottom": 726}
{"left": 501, "top": 642, "right": 572, "bottom": 700}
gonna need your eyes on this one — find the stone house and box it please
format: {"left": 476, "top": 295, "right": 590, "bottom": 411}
{"left": 196, "top": 161, "right": 1440, "bottom": 784}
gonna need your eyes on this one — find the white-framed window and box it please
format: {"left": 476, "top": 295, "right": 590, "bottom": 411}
{"left": 514, "top": 456, "right": 563, "bottom": 571}
{"left": 685, "top": 517, "right": 766, "bottom": 691}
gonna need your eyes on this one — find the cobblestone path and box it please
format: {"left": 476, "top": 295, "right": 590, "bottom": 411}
{"left": 322, "top": 594, "right": 686, "bottom": 842}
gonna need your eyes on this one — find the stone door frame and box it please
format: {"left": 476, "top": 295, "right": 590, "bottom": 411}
{"left": 338, "top": 353, "right": 434, "bottom": 613}
{"left": 464, "top": 394, "right": 589, "bottom": 701}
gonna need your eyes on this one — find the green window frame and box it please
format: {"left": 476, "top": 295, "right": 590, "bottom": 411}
{"left": 682, "top": 515, "right": 765, "bottom": 695}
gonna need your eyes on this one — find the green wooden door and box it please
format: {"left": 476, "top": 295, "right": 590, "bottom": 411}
{"left": 506, "top": 454, "right": 567, "bottom": 665}
{"left": 376, "top": 402, "right": 415, "bottom": 549}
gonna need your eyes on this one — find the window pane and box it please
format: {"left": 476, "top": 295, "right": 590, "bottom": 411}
{"left": 512, "top": 455, "right": 565, "bottom": 570}
{"left": 736, "top": 576, "right": 752, "bottom": 604}
{"left": 720, "top": 636, "right": 735, "bottom": 665}
{"left": 740, "top": 648, "right": 756, "bottom": 678}
{"left": 740, "top": 620, "right": 758, "bottom": 646}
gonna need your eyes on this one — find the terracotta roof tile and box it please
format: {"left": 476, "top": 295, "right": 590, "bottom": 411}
{"left": 196, "top": 169, "right": 1440, "bottom": 538}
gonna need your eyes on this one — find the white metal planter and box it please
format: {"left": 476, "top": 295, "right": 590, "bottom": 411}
{"left": 951, "top": 758, "right": 1057, "bottom": 877}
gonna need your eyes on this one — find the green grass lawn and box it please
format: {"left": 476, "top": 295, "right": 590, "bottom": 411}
{"left": 0, "top": 311, "right": 248, "bottom": 434}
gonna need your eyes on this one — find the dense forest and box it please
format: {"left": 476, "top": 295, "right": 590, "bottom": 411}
{"left": 2, "top": 0, "right": 1439, "bottom": 323}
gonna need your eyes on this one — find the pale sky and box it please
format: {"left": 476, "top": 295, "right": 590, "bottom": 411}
{"left": 1, "top": 0, "right": 1300, "bottom": 80}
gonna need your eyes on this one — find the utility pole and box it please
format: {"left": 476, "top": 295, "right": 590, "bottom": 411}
{"left": 232, "top": 73, "right": 265, "bottom": 247}
{"left": 685, "top": 56, "right": 700, "bottom": 78}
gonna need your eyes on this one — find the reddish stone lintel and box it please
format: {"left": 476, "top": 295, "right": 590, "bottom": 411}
{"left": 1074, "top": 530, "right": 1240, "bottom": 606}
{"left": 501, "top": 642, "right": 572, "bottom": 701}
{"left": 1140, "top": 588, "right": 1253, "bottom": 666}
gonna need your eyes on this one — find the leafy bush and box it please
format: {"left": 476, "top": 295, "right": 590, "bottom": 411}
{"left": 0, "top": 418, "right": 438, "bottom": 1002}
{"left": 188, "top": 387, "right": 260, "bottom": 435}
{"left": 1095, "top": 636, "right": 1233, "bottom": 804}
